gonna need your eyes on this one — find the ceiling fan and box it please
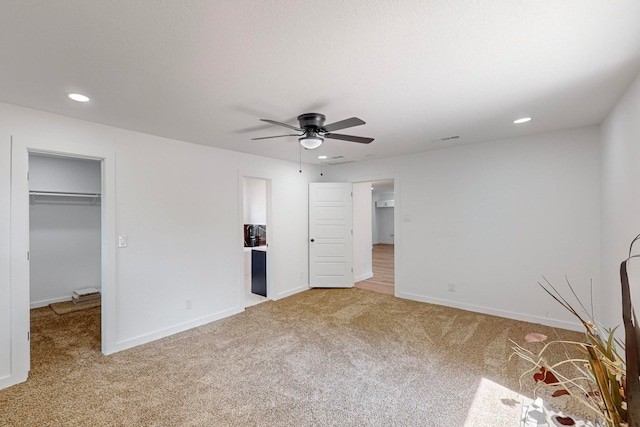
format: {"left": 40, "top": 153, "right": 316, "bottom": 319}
{"left": 251, "top": 113, "right": 374, "bottom": 149}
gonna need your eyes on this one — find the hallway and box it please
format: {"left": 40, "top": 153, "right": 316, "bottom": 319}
{"left": 354, "top": 244, "right": 394, "bottom": 295}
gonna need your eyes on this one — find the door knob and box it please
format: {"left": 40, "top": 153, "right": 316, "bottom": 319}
{"left": 310, "top": 239, "right": 315, "bottom": 242}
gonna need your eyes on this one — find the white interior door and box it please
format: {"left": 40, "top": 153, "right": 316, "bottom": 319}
{"left": 309, "top": 182, "right": 353, "bottom": 288}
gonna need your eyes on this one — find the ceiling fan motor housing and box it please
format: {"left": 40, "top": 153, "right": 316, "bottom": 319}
{"left": 297, "top": 113, "right": 326, "bottom": 134}
{"left": 253, "top": 113, "right": 372, "bottom": 144}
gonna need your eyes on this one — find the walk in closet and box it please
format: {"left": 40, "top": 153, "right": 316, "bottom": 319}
{"left": 29, "top": 154, "right": 102, "bottom": 308}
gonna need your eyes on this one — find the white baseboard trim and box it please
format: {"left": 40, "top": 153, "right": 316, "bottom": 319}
{"left": 30, "top": 295, "right": 71, "bottom": 309}
{"left": 397, "top": 291, "right": 582, "bottom": 332}
{"left": 110, "top": 306, "right": 244, "bottom": 354}
{"left": 273, "top": 285, "right": 309, "bottom": 300}
{"left": 354, "top": 272, "right": 373, "bottom": 282}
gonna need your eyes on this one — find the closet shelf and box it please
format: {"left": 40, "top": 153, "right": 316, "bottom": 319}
{"left": 29, "top": 191, "right": 101, "bottom": 198}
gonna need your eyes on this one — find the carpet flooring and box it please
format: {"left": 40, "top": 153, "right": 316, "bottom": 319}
{"left": 0, "top": 288, "right": 583, "bottom": 426}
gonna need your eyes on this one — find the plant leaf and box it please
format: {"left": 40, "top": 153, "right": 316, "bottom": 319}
{"left": 525, "top": 332, "right": 548, "bottom": 343}
{"left": 533, "top": 367, "right": 560, "bottom": 385}
{"left": 555, "top": 416, "right": 576, "bottom": 425}
{"left": 551, "top": 389, "right": 571, "bottom": 397}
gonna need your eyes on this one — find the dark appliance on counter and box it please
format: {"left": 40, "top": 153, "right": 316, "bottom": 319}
{"left": 244, "top": 224, "right": 267, "bottom": 247}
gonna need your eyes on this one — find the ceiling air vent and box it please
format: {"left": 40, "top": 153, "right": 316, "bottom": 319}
{"left": 321, "top": 156, "right": 356, "bottom": 166}
{"left": 438, "top": 135, "right": 460, "bottom": 142}
{"left": 325, "top": 160, "right": 355, "bottom": 166}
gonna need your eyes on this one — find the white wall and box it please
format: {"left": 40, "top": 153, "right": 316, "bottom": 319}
{"left": 353, "top": 182, "right": 373, "bottom": 282}
{"left": 373, "top": 190, "right": 395, "bottom": 244}
{"left": 29, "top": 155, "right": 102, "bottom": 308}
{"left": 601, "top": 71, "right": 640, "bottom": 331}
{"left": 0, "top": 134, "right": 11, "bottom": 381}
{"left": 376, "top": 207, "right": 395, "bottom": 244}
{"left": 326, "top": 127, "right": 601, "bottom": 330}
{"left": 371, "top": 194, "right": 379, "bottom": 245}
{"left": 29, "top": 154, "right": 101, "bottom": 194}
{"left": 243, "top": 177, "right": 267, "bottom": 224}
{"left": 30, "top": 200, "right": 101, "bottom": 307}
{"left": 0, "top": 101, "right": 316, "bottom": 389}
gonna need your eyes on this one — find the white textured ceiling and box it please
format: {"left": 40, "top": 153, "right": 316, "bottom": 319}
{"left": 1, "top": 1, "right": 639, "bottom": 164}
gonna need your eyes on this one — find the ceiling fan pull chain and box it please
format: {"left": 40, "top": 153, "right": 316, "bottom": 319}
{"left": 299, "top": 144, "right": 302, "bottom": 173}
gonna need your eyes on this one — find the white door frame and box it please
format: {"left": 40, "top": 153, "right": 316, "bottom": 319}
{"left": 7, "top": 136, "right": 116, "bottom": 388}
{"left": 347, "top": 173, "right": 400, "bottom": 295}
{"left": 238, "top": 171, "right": 273, "bottom": 304}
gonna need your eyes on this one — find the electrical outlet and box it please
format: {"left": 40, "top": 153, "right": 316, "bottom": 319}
{"left": 447, "top": 282, "right": 456, "bottom": 292}
{"left": 185, "top": 298, "right": 192, "bottom": 310}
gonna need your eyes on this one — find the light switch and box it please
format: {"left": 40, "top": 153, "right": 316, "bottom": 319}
{"left": 118, "top": 235, "right": 127, "bottom": 248}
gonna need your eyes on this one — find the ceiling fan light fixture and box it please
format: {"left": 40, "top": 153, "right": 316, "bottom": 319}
{"left": 299, "top": 136, "right": 323, "bottom": 149}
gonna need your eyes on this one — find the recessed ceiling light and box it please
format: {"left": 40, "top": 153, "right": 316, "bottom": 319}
{"left": 318, "top": 155, "right": 328, "bottom": 159}
{"left": 514, "top": 117, "right": 531, "bottom": 124}
{"left": 68, "top": 93, "right": 90, "bottom": 102}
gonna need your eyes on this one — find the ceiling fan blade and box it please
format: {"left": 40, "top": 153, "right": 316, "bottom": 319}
{"left": 251, "top": 134, "right": 300, "bottom": 140}
{"left": 324, "top": 133, "right": 374, "bottom": 144}
{"left": 322, "top": 117, "right": 365, "bottom": 132}
{"left": 260, "top": 119, "right": 302, "bottom": 132}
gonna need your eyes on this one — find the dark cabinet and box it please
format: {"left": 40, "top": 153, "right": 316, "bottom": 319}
{"left": 251, "top": 250, "right": 267, "bottom": 297}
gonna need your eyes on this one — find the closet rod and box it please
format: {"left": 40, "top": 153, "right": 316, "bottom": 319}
{"left": 29, "top": 191, "right": 101, "bottom": 198}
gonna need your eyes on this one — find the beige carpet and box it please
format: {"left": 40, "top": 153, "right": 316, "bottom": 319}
{"left": 49, "top": 300, "right": 101, "bottom": 315}
{"left": 0, "top": 288, "right": 582, "bottom": 426}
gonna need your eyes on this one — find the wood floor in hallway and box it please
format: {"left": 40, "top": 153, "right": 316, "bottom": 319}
{"left": 355, "top": 243, "right": 394, "bottom": 295}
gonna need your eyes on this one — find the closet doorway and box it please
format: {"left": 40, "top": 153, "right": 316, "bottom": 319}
{"left": 9, "top": 140, "right": 115, "bottom": 388}
{"left": 242, "top": 176, "right": 271, "bottom": 307}
{"left": 28, "top": 153, "right": 103, "bottom": 358}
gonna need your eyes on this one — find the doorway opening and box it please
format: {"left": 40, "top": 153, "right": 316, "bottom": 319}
{"left": 354, "top": 179, "right": 395, "bottom": 295}
{"left": 28, "top": 153, "right": 103, "bottom": 366}
{"left": 242, "top": 176, "right": 270, "bottom": 307}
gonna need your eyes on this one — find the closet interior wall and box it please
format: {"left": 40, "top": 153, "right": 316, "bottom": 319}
{"left": 29, "top": 154, "right": 102, "bottom": 308}
{"left": 372, "top": 190, "right": 395, "bottom": 245}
